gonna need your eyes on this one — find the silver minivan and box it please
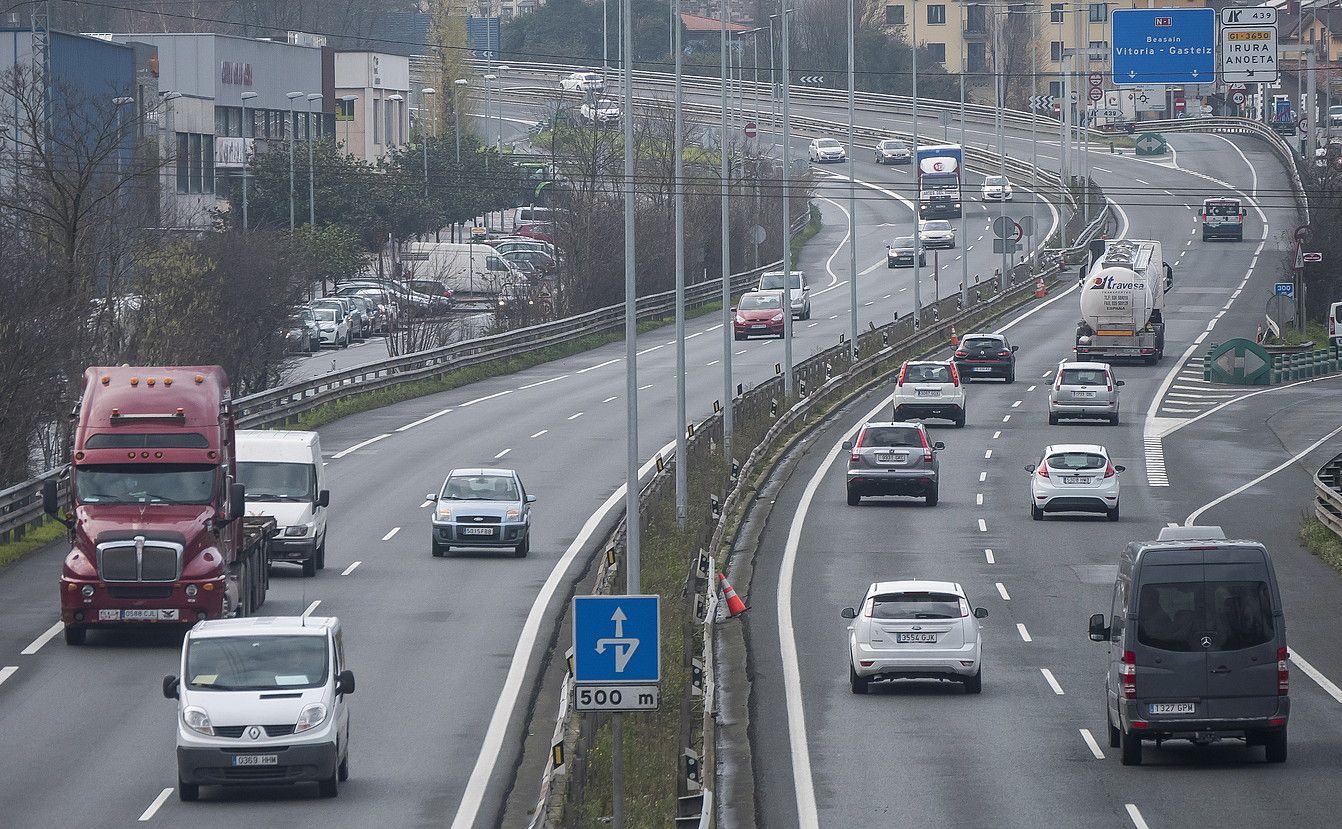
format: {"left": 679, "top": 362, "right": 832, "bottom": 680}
{"left": 164, "top": 616, "right": 355, "bottom": 800}
{"left": 1088, "top": 526, "right": 1289, "bottom": 766}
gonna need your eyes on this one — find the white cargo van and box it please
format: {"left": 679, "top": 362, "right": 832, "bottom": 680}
{"left": 1329, "top": 301, "right": 1341, "bottom": 347}
{"left": 237, "top": 431, "right": 329, "bottom": 576}
{"left": 402, "top": 242, "right": 518, "bottom": 296}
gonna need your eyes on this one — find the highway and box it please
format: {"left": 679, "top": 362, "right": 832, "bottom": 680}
{"left": 0, "top": 70, "right": 1320, "bottom": 829}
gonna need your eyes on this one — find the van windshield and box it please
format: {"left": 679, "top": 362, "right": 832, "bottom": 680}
{"left": 1136, "top": 581, "right": 1273, "bottom": 652}
{"left": 238, "top": 461, "right": 316, "bottom": 502}
{"left": 186, "top": 634, "right": 329, "bottom": 691}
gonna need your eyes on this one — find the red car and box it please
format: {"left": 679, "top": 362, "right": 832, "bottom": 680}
{"left": 516, "top": 221, "right": 554, "bottom": 243}
{"left": 733, "top": 291, "right": 786, "bottom": 340}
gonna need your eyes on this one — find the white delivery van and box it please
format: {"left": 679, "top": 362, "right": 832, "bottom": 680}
{"left": 164, "top": 616, "right": 355, "bottom": 800}
{"left": 1330, "top": 301, "right": 1342, "bottom": 347}
{"left": 237, "top": 430, "right": 329, "bottom": 576}
{"left": 402, "top": 242, "right": 518, "bottom": 296}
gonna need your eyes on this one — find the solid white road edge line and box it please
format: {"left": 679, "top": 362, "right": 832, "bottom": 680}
{"left": 301, "top": 600, "right": 321, "bottom": 618}
{"left": 20, "top": 622, "right": 63, "bottom": 655}
{"left": 817, "top": 196, "right": 854, "bottom": 288}
{"left": 451, "top": 437, "right": 678, "bottom": 829}
{"left": 1184, "top": 424, "right": 1342, "bottom": 526}
{"left": 340, "top": 561, "right": 362, "bottom": 577}
{"left": 137, "top": 788, "right": 174, "bottom": 822}
{"left": 1079, "top": 728, "right": 1106, "bottom": 759}
{"left": 1126, "top": 804, "right": 1151, "bottom": 829}
{"left": 1040, "top": 668, "right": 1064, "bottom": 695}
{"left": 1288, "top": 650, "right": 1342, "bottom": 704}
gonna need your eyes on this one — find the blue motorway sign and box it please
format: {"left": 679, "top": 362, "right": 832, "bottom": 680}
{"left": 573, "top": 595, "right": 660, "bottom": 683}
{"left": 466, "top": 16, "right": 500, "bottom": 56}
{"left": 1274, "top": 282, "right": 1295, "bottom": 298}
{"left": 1111, "top": 8, "right": 1215, "bottom": 86}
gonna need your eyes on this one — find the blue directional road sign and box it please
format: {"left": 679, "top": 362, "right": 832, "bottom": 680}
{"left": 1275, "top": 282, "right": 1295, "bottom": 298}
{"left": 573, "top": 595, "right": 660, "bottom": 683}
{"left": 1111, "top": 8, "right": 1215, "bottom": 86}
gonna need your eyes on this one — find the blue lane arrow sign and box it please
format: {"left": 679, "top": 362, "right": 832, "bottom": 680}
{"left": 573, "top": 595, "right": 661, "bottom": 683}
{"left": 1111, "top": 8, "right": 1215, "bottom": 86}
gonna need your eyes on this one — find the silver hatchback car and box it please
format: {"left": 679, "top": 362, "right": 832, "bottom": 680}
{"left": 1048, "top": 361, "right": 1124, "bottom": 425}
{"left": 843, "top": 421, "right": 944, "bottom": 506}
{"left": 429, "top": 468, "right": 536, "bottom": 558}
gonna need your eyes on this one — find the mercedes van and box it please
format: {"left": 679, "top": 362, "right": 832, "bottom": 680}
{"left": 237, "top": 431, "right": 329, "bottom": 576}
{"left": 1088, "top": 526, "right": 1289, "bottom": 765}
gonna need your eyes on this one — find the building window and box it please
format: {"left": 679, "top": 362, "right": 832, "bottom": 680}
{"left": 373, "top": 99, "right": 383, "bottom": 145}
{"left": 174, "top": 132, "right": 214, "bottom": 195}
{"left": 176, "top": 133, "right": 189, "bottom": 193}
{"left": 926, "top": 42, "right": 946, "bottom": 62}
{"left": 885, "top": 4, "right": 904, "bottom": 25}
{"left": 189, "top": 134, "right": 202, "bottom": 193}
{"left": 1048, "top": 81, "right": 1063, "bottom": 99}
{"left": 203, "top": 137, "right": 214, "bottom": 193}
{"left": 385, "top": 99, "right": 394, "bottom": 146}
{"left": 1088, "top": 3, "right": 1106, "bottom": 23}
{"left": 1050, "top": 3, "right": 1064, "bottom": 23}
{"left": 1051, "top": 41, "right": 1064, "bottom": 62}
{"left": 336, "top": 98, "right": 355, "bottom": 121}
{"left": 966, "top": 5, "right": 986, "bottom": 32}
{"left": 928, "top": 4, "right": 946, "bottom": 25}
{"left": 1089, "top": 39, "right": 1109, "bottom": 60}
{"left": 967, "top": 42, "right": 986, "bottom": 72}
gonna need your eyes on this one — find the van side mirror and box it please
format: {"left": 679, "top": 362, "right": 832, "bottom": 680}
{"left": 317, "top": 490, "right": 330, "bottom": 508}
{"left": 336, "top": 669, "right": 356, "bottom": 696}
{"left": 162, "top": 675, "right": 179, "bottom": 700}
{"left": 426, "top": 492, "right": 438, "bottom": 502}
{"left": 974, "top": 607, "right": 988, "bottom": 619}
{"left": 841, "top": 440, "right": 854, "bottom": 450}
{"left": 1088, "top": 613, "right": 1110, "bottom": 642}
{"left": 1023, "top": 464, "right": 1034, "bottom": 473}
{"left": 229, "top": 482, "right": 246, "bottom": 521}
{"left": 840, "top": 607, "right": 857, "bottom": 619}
{"left": 1163, "top": 263, "right": 1174, "bottom": 292}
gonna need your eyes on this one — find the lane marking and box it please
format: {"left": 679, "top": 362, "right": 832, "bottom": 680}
{"left": 984, "top": 548, "right": 995, "bottom": 564}
{"left": 1080, "top": 728, "right": 1106, "bottom": 759}
{"left": 1002, "top": 415, "right": 1011, "bottom": 422}
{"left": 332, "top": 433, "right": 390, "bottom": 459}
{"left": 1010, "top": 400, "right": 1022, "bottom": 408}
{"left": 531, "top": 430, "right": 549, "bottom": 438}
{"left": 638, "top": 384, "right": 654, "bottom": 391}
{"left": 461, "top": 389, "right": 515, "bottom": 407}
{"left": 576, "top": 358, "right": 620, "bottom": 374}
{"left": 138, "top": 788, "right": 174, "bottom": 822}
{"left": 495, "top": 448, "right": 513, "bottom": 459}
{"left": 1126, "top": 804, "right": 1150, "bottom": 829}
{"left": 21, "top": 622, "right": 62, "bottom": 655}
{"left": 302, "top": 600, "right": 321, "bottom": 618}
{"left": 735, "top": 349, "right": 748, "bottom": 355}
{"left": 707, "top": 359, "right": 720, "bottom": 366}
{"left": 996, "top": 582, "right": 1010, "bottom": 600}
{"left": 1026, "top": 385, "right": 1036, "bottom": 392}
{"left": 636, "top": 345, "right": 664, "bottom": 356}
{"left": 817, "top": 196, "right": 854, "bottom": 287}
{"left": 381, "top": 527, "right": 400, "bottom": 541}
{"left": 1016, "top": 623, "right": 1033, "bottom": 642}
{"left": 341, "top": 561, "right": 362, "bottom": 576}
{"left": 1185, "top": 424, "right": 1342, "bottom": 525}
{"left": 992, "top": 431, "right": 1001, "bottom": 439}
{"left": 519, "top": 374, "right": 568, "bottom": 390}
{"left": 602, "top": 396, "right": 619, "bottom": 403}
{"left": 396, "top": 407, "right": 453, "bottom": 432}
{"left": 1040, "top": 668, "right": 1064, "bottom": 694}
{"left": 978, "top": 518, "right": 988, "bottom": 532}
{"left": 979, "top": 472, "right": 987, "bottom": 482}
{"left": 567, "top": 412, "right": 584, "bottom": 421}
{"left": 984, "top": 450, "right": 993, "bottom": 459}
{"left": 1289, "top": 650, "right": 1342, "bottom": 704}
{"left": 976, "top": 493, "right": 984, "bottom": 505}
{"left": 0, "top": 666, "right": 16, "bottom": 686}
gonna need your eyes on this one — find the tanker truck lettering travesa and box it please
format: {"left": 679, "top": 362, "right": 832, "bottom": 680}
{"left": 1076, "top": 240, "right": 1174, "bottom": 364}
{"left": 916, "top": 144, "right": 963, "bottom": 219}
{"left": 43, "top": 366, "right": 275, "bottom": 646}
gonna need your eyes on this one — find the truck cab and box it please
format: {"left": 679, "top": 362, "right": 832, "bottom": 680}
{"left": 1199, "top": 197, "right": 1246, "bottom": 242}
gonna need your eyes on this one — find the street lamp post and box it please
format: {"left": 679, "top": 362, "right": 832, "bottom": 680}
{"left": 240, "top": 91, "right": 258, "bottom": 231}
{"left": 911, "top": 0, "right": 922, "bottom": 315}
{"left": 846, "top": 0, "right": 857, "bottom": 349}
{"left": 306, "top": 93, "right": 321, "bottom": 228}
{"left": 780, "top": 0, "right": 795, "bottom": 397}
{"left": 421, "top": 87, "right": 436, "bottom": 198}
{"left": 286, "top": 91, "right": 303, "bottom": 233}
{"left": 453, "top": 79, "right": 468, "bottom": 163}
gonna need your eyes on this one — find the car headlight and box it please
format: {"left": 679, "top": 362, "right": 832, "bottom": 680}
{"left": 435, "top": 503, "right": 453, "bottom": 520}
{"left": 284, "top": 524, "right": 312, "bottom": 538}
{"left": 771, "top": 313, "right": 784, "bottom": 322}
{"left": 734, "top": 314, "right": 746, "bottom": 324}
{"left": 505, "top": 508, "right": 522, "bottom": 521}
{"left": 954, "top": 203, "right": 961, "bottom": 208}
{"left": 182, "top": 706, "right": 214, "bottom": 736}
{"left": 295, "top": 702, "right": 328, "bottom": 734}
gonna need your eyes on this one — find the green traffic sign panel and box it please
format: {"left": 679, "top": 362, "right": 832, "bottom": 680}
{"left": 1135, "top": 133, "right": 1167, "bottom": 156}
{"left": 1207, "top": 338, "right": 1271, "bottom": 385}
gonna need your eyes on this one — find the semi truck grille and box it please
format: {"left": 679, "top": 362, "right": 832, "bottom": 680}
{"left": 106, "top": 585, "right": 174, "bottom": 599}
{"left": 97, "top": 538, "right": 183, "bottom": 582}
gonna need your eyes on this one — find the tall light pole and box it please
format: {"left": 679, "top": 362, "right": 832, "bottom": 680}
{"left": 112, "top": 96, "right": 133, "bottom": 180}
{"left": 780, "top": 0, "right": 795, "bottom": 396}
{"left": 286, "top": 91, "right": 303, "bottom": 233}
{"left": 240, "top": 91, "right": 258, "bottom": 231}
{"left": 421, "top": 87, "right": 436, "bottom": 198}
{"left": 452, "top": 79, "right": 468, "bottom": 163}
{"left": 483, "top": 73, "right": 497, "bottom": 150}
{"left": 959, "top": 9, "right": 968, "bottom": 308}
{"left": 674, "top": 0, "right": 689, "bottom": 525}
{"left": 846, "top": 0, "right": 858, "bottom": 349}
{"left": 306, "top": 93, "right": 321, "bottom": 228}
{"left": 496, "top": 66, "right": 510, "bottom": 150}
{"left": 995, "top": 7, "right": 1008, "bottom": 282}
{"left": 911, "top": 0, "right": 922, "bottom": 312}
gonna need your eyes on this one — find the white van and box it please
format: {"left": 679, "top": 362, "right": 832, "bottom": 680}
{"left": 164, "top": 616, "right": 354, "bottom": 800}
{"left": 237, "top": 430, "right": 329, "bottom": 576}
{"left": 1330, "top": 301, "right": 1342, "bottom": 347}
{"left": 402, "top": 241, "right": 517, "bottom": 296}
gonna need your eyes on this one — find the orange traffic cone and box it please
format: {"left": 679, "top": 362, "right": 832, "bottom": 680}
{"left": 949, "top": 326, "right": 959, "bottom": 347}
{"left": 1034, "top": 277, "right": 1047, "bottom": 299}
{"left": 719, "top": 572, "right": 747, "bottom": 617}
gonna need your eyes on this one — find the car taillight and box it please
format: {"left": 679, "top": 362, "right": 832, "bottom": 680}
{"left": 920, "top": 431, "right": 933, "bottom": 463}
{"left": 948, "top": 362, "right": 960, "bottom": 386}
{"left": 998, "top": 350, "right": 1011, "bottom": 358}
{"left": 1107, "top": 377, "right": 1114, "bottom": 392}
{"left": 1278, "top": 647, "right": 1289, "bottom": 695}
{"left": 958, "top": 598, "right": 971, "bottom": 618}
{"left": 1104, "top": 462, "right": 1116, "bottom": 478}
{"left": 897, "top": 364, "right": 908, "bottom": 386}
{"left": 1054, "top": 373, "right": 1063, "bottom": 390}
{"left": 954, "top": 350, "right": 968, "bottom": 358}
{"left": 1121, "top": 650, "right": 1137, "bottom": 699}
{"left": 1037, "top": 462, "right": 1049, "bottom": 479}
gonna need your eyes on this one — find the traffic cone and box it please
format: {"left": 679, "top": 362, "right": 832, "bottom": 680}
{"left": 1034, "top": 277, "right": 1047, "bottom": 299}
{"left": 949, "top": 326, "right": 959, "bottom": 347}
{"left": 719, "top": 572, "right": 747, "bottom": 617}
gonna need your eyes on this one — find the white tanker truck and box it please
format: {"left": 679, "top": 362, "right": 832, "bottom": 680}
{"left": 1075, "top": 239, "right": 1174, "bottom": 364}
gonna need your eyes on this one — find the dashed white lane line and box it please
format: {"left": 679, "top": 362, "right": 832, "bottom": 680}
{"left": 1134, "top": 177, "right": 1150, "bottom": 185}
{"left": 1016, "top": 623, "right": 1033, "bottom": 643}
{"left": 638, "top": 384, "right": 654, "bottom": 391}
{"left": 381, "top": 527, "right": 400, "bottom": 541}
{"left": 138, "top": 788, "right": 174, "bottom": 822}
{"left": 576, "top": 358, "right": 620, "bottom": 374}
{"left": 979, "top": 472, "right": 987, "bottom": 482}
{"left": 808, "top": 322, "right": 821, "bottom": 327}
{"left": 707, "top": 359, "right": 720, "bottom": 366}
{"left": 1026, "top": 385, "right": 1036, "bottom": 392}
{"left": 1040, "top": 668, "right": 1064, "bottom": 695}
{"left": 736, "top": 349, "right": 748, "bottom": 355}
{"left": 686, "top": 331, "right": 705, "bottom": 340}
{"left": 566, "top": 412, "right": 584, "bottom": 421}
{"left": 996, "top": 582, "right": 1010, "bottom": 601}
{"left": 1126, "top": 804, "right": 1151, "bottom": 829}
{"left": 461, "top": 389, "right": 515, "bottom": 407}
{"left": 1093, "top": 166, "right": 1114, "bottom": 173}
{"left": 0, "top": 665, "right": 17, "bottom": 686}
{"left": 332, "top": 433, "right": 390, "bottom": 459}
{"left": 978, "top": 518, "right": 988, "bottom": 532}
{"left": 495, "top": 448, "right": 513, "bottom": 459}
{"left": 984, "top": 450, "right": 993, "bottom": 459}
{"left": 302, "top": 600, "right": 321, "bottom": 618}
{"left": 341, "top": 561, "right": 362, "bottom": 576}
{"left": 1010, "top": 400, "right": 1022, "bottom": 408}
{"left": 1080, "top": 728, "right": 1106, "bottom": 759}
{"left": 862, "top": 300, "right": 874, "bottom": 307}
{"left": 531, "top": 429, "right": 548, "bottom": 438}
{"left": 1041, "top": 371, "right": 1052, "bottom": 378}
{"left": 984, "top": 548, "right": 995, "bottom": 564}
{"left": 976, "top": 493, "right": 984, "bottom": 505}
{"left": 1167, "top": 522, "right": 1180, "bottom": 528}
{"left": 1002, "top": 415, "right": 1011, "bottom": 423}
{"left": 828, "top": 314, "right": 838, "bottom": 320}
{"left": 602, "top": 396, "right": 618, "bottom": 403}
{"left": 519, "top": 375, "right": 568, "bottom": 390}
{"left": 992, "top": 431, "right": 1001, "bottom": 439}
{"left": 21, "top": 622, "right": 62, "bottom": 655}
{"left": 396, "top": 407, "right": 453, "bottom": 432}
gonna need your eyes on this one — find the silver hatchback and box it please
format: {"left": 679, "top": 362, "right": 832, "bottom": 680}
{"left": 843, "top": 421, "right": 944, "bottom": 506}
{"left": 1048, "top": 361, "right": 1124, "bottom": 425}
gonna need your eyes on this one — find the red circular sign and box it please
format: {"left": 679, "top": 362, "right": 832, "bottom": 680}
{"left": 1088, "top": 88, "right": 1103, "bottom": 102}
{"left": 743, "top": 121, "right": 757, "bottom": 138}
{"left": 1089, "top": 73, "right": 1103, "bottom": 87}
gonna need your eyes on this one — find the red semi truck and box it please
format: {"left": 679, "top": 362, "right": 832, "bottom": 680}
{"left": 43, "top": 365, "right": 274, "bottom": 645}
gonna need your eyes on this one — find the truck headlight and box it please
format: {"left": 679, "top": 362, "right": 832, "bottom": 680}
{"left": 183, "top": 706, "right": 214, "bottom": 736}
{"left": 295, "top": 702, "right": 328, "bottom": 734}
{"left": 284, "top": 524, "right": 311, "bottom": 538}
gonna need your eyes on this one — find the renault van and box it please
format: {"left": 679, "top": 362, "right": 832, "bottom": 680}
{"left": 164, "top": 616, "right": 355, "bottom": 800}
{"left": 238, "top": 431, "right": 329, "bottom": 576}
{"left": 1088, "top": 526, "right": 1289, "bottom": 766}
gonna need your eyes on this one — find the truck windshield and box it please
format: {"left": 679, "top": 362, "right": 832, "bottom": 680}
{"left": 186, "top": 634, "right": 329, "bottom": 691}
{"left": 76, "top": 463, "right": 215, "bottom": 505}
{"left": 238, "top": 462, "right": 315, "bottom": 502}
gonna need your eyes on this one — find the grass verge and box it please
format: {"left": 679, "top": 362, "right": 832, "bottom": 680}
{"left": 1300, "top": 518, "right": 1342, "bottom": 572}
{"left": 1266, "top": 321, "right": 1332, "bottom": 350}
{"left": 0, "top": 520, "right": 66, "bottom": 569}
{"left": 790, "top": 202, "right": 823, "bottom": 264}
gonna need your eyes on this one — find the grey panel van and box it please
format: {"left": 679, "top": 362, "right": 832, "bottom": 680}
{"left": 1088, "top": 526, "right": 1289, "bottom": 766}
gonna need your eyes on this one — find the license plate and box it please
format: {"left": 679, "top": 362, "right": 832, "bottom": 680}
{"left": 916, "top": 389, "right": 938, "bottom": 398}
{"left": 1149, "top": 702, "right": 1195, "bottom": 715}
{"left": 1061, "top": 477, "right": 1092, "bottom": 485}
{"left": 462, "top": 527, "right": 495, "bottom": 536}
{"left": 232, "top": 754, "right": 279, "bottom": 766}
{"left": 876, "top": 453, "right": 908, "bottom": 463}
{"left": 973, "top": 366, "right": 993, "bottom": 373}
{"left": 896, "top": 632, "right": 938, "bottom": 643}
{"left": 752, "top": 324, "right": 767, "bottom": 329}
{"left": 98, "top": 609, "right": 179, "bottom": 621}
{"left": 1074, "top": 391, "right": 1096, "bottom": 399}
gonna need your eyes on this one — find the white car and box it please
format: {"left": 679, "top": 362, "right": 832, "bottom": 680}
{"left": 757, "top": 270, "right": 811, "bottom": 320}
{"left": 1026, "top": 443, "right": 1123, "bottom": 521}
{"left": 808, "top": 137, "right": 846, "bottom": 163}
{"left": 580, "top": 98, "right": 621, "bottom": 124}
{"left": 919, "top": 219, "right": 956, "bottom": 249}
{"left": 892, "top": 360, "right": 966, "bottom": 427}
{"left": 560, "top": 71, "right": 604, "bottom": 93}
{"left": 842, "top": 580, "right": 988, "bottom": 694}
{"left": 981, "top": 175, "right": 1013, "bottom": 201}
{"left": 310, "top": 306, "right": 350, "bottom": 348}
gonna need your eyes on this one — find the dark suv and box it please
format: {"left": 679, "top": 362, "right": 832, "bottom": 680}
{"left": 953, "top": 333, "right": 1018, "bottom": 383}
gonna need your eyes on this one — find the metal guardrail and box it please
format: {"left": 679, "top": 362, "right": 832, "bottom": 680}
{"left": 1315, "top": 452, "right": 1342, "bottom": 540}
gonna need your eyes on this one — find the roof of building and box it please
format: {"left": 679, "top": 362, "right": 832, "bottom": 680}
{"left": 680, "top": 13, "right": 751, "bottom": 32}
